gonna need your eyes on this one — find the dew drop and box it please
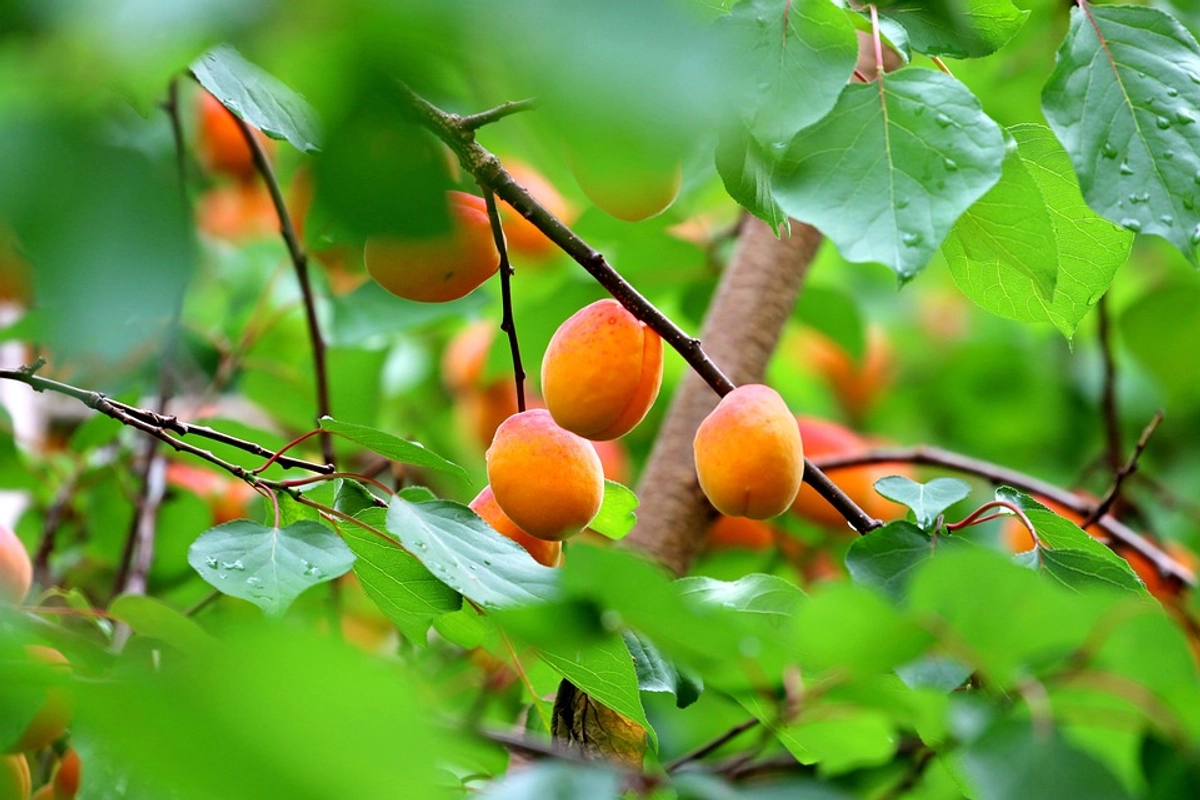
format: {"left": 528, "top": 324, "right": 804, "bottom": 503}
{"left": 1101, "top": 142, "right": 1118, "bottom": 159}
{"left": 896, "top": 196, "right": 910, "bottom": 209}
{"left": 1161, "top": 215, "right": 1175, "bottom": 226}
{"left": 205, "top": 557, "right": 219, "bottom": 569}
{"left": 1120, "top": 218, "right": 1143, "bottom": 233}
{"left": 1128, "top": 192, "right": 1150, "bottom": 205}
{"left": 1177, "top": 108, "right": 1196, "bottom": 125}
{"left": 1157, "top": 116, "right": 1172, "bottom": 130}
{"left": 1191, "top": 72, "right": 1200, "bottom": 85}
{"left": 1184, "top": 196, "right": 1195, "bottom": 210}
{"left": 902, "top": 232, "right": 923, "bottom": 247}
{"left": 414, "top": 540, "right": 428, "bottom": 551}
{"left": 1165, "top": 149, "right": 1176, "bottom": 160}
{"left": 483, "top": 559, "right": 493, "bottom": 566}
{"left": 1191, "top": 224, "right": 1200, "bottom": 245}
{"left": 943, "top": 157, "right": 959, "bottom": 172}
{"left": 247, "top": 576, "right": 262, "bottom": 587}
{"left": 1120, "top": 161, "right": 1135, "bottom": 176}
{"left": 1168, "top": 87, "right": 1180, "bottom": 98}
{"left": 935, "top": 113, "right": 953, "bottom": 128}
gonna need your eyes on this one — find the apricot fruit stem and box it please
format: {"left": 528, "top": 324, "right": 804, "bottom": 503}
{"left": 946, "top": 500, "right": 1040, "bottom": 547}
{"left": 217, "top": 84, "right": 336, "bottom": 468}
{"left": 481, "top": 189, "right": 528, "bottom": 413}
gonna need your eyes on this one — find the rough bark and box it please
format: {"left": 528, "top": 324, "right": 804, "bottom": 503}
{"left": 625, "top": 218, "right": 822, "bottom": 575}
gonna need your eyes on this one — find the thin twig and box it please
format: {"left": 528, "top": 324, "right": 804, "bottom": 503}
{"left": 224, "top": 97, "right": 337, "bottom": 468}
{"left": 456, "top": 98, "right": 538, "bottom": 131}
{"left": 664, "top": 718, "right": 760, "bottom": 773}
{"left": 1084, "top": 410, "right": 1164, "bottom": 528}
{"left": 812, "top": 444, "right": 1195, "bottom": 586}
{"left": 482, "top": 189, "right": 527, "bottom": 412}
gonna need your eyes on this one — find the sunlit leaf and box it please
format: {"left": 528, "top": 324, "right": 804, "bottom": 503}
{"left": 588, "top": 480, "right": 639, "bottom": 540}
{"left": 1043, "top": 4, "right": 1200, "bottom": 265}
{"left": 715, "top": 123, "right": 788, "bottom": 230}
{"left": 874, "top": 476, "right": 971, "bottom": 529}
{"left": 775, "top": 69, "right": 1005, "bottom": 279}
{"left": 187, "top": 520, "right": 355, "bottom": 617}
{"left": 107, "top": 595, "right": 214, "bottom": 656}
{"left": 622, "top": 630, "right": 703, "bottom": 708}
{"left": 320, "top": 416, "right": 468, "bottom": 481}
{"left": 878, "top": 0, "right": 1030, "bottom": 59}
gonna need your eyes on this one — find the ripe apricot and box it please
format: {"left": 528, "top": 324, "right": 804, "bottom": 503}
{"left": 485, "top": 409, "right": 604, "bottom": 541}
{"left": 196, "top": 181, "right": 278, "bottom": 242}
{"left": 196, "top": 90, "right": 274, "bottom": 182}
{"left": 364, "top": 191, "right": 500, "bottom": 303}
{"left": 566, "top": 142, "right": 682, "bottom": 223}
{"left": 706, "top": 515, "right": 777, "bottom": 551}
{"left": 499, "top": 161, "right": 574, "bottom": 259}
{"left": 0, "top": 754, "right": 29, "bottom": 800}
{"left": 795, "top": 326, "right": 893, "bottom": 422}
{"left": 469, "top": 486, "right": 563, "bottom": 567}
{"left": 693, "top": 385, "right": 805, "bottom": 520}
{"left": 791, "top": 417, "right": 910, "bottom": 529}
{"left": 53, "top": 748, "right": 80, "bottom": 800}
{"left": 0, "top": 526, "right": 31, "bottom": 606}
{"left": 166, "top": 462, "right": 256, "bottom": 525}
{"left": 442, "top": 320, "right": 496, "bottom": 395}
{"left": 541, "top": 299, "right": 664, "bottom": 440}
{"left": 9, "top": 646, "right": 72, "bottom": 753}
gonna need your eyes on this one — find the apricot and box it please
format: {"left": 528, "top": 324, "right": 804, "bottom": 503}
{"left": 0, "top": 754, "right": 29, "bottom": 800}
{"left": 0, "top": 525, "right": 31, "bottom": 606}
{"left": 591, "top": 439, "right": 631, "bottom": 485}
{"left": 9, "top": 646, "right": 72, "bottom": 753}
{"left": 166, "top": 462, "right": 256, "bottom": 525}
{"left": 790, "top": 417, "right": 910, "bottom": 528}
{"left": 53, "top": 748, "right": 80, "bottom": 800}
{"left": 499, "top": 161, "right": 575, "bottom": 259}
{"left": 795, "top": 326, "right": 893, "bottom": 422}
{"left": 442, "top": 320, "right": 496, "bottom": 395}
{"left": 541, "top": 299, "right": 664, "bottom": 440}
{"left": 693, "top": 385, "right": 805, "bottom": 520}
{"left": 566, "top": 142, "right": 682, "bottom": 223}
{"left": 469, "top": 486, "right": 563, "bottom": 567}
{"left": 364, "top": 191, "right": 500, "bottom": 303}
{"left": 196, "top": 89, "right": 275, "bottom": 182}
{"left": 32, "top": 784, "right": 54, "bottom": 800}
{"left": 196, "top": 181, "right": 278, "bottom": 242}
{"left": 706, "top": 515, "right": 776, "bottom": 551}
{"left": 485, "top": 409, "right": 604, "bottom": 541}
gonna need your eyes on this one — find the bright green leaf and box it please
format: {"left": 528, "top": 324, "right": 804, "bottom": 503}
{"left": 878, "top": 0, "right": 1030, "bottom": 59}
{"left": 320, "top": 416, "right": 468, "bottom": 481}
{"left": 875, "top": 476, "right": 971, "bottom": 529}
{"left": 107, "top": 595, "right": 214, "bottom": 656}
{"left": 589, "top": 480, "right": 639, "bottom": 540}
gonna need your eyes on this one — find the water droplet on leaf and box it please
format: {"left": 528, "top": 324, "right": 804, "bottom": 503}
{"left": 935, "top": 113, "right": 952, "bottom": 128}
{"left": 1157, "top": 116, "right": 1172, "bottom": 130}
{"left": 902, "top": 232, "right": 923, "bottom": 247}
{"left": 1120, "top": 162, "right": 1135, "bottom": 176}
{"left": 1120, "top": 218, "right": 1143, "bottom": 233}
{"left": 943, "top": 158, "right": 959, "bottom": 172}
{"left": 1177, "top": 108, "right": 1196, "bottom": 125}
{"left": 1101, "top": 142, "right": 1118, "bottom": 159}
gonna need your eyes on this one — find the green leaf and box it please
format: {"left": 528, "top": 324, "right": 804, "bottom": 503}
{"left": 946, "top": 124, "right": 1132, "bottom": 338}
{"left": 476, "top": 761, "right": 623, "bottom": 800}
{"left": 846, "top": 520, "right": 969, "bottom": 603}
{"left": 107, "top": 595, "right": 214, "bottom": 656}
{"left": 190, "top": 44, "right": 321, "bottom": 152}
{"left": 718, "top": 0, "right": 859, "bottom": 144}
{"left": 341, "top": 508, "right": 462, "bottom": 644}
{"left": 622, "top": 630, "right": 702, "bottom": 708}
{"left": 333, "top": 478, "right": 380, "bottom": 518}
{"left": 1121, "top": 283, "right": 1200, "bottom": 405}
{"left": 793, "top": 582, "right": 930, "bottom": 676}
{"left": 959, "top": 718, "right": 1133, "bottom": 800}
{"left": 997, "top": 487, "right": 1149, "bottom": 596}
{"left": 794, "top": 285, "right": 866, "bottom": 361}
{"left": 537, "top": 632, "right": 656, "bottom": 751}
{"left": 329, "top": 280, "right": 488, "bottom": 345}
{"left": 878, "top": 0, "right": 1030, "bottom": 59}
{"left": 739, "top": 692, "right": 899, "bottom": 774}
{"left": 187, "top": 520, "right": 355, "bottom": 617}
{"left": 677, "top": 573, "right": 806, "bottom": 621}
{"left": 1042, "top": 4, "right": 1200, "bottom": 265}
{"left": 775, "top": 69, "right": 1005, "bottom": 280}
{"left": 715, "top": 123, "right": 788, "bottom": 230}
{"left": 589, "top": 480, "right": 639, "bottom": 540}
{"left": 385, "top": 498, "right": 558, "bottom": 608}
{"left": 320, "top": 416, "right": 468, "bottom": 481}
{"left": 874, "top": 476, "right": 971, "bottom": 530}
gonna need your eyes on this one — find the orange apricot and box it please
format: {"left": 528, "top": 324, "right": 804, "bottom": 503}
{"left": 693, "top": 385, "right": 805, "bottom": 520}
{"left": 485, "top": 409, "right": 604, "bottom": 541}
{"left": 196, "top": 90, "right": 274, "bottom": 183}
{"left": 33, "top": 783, "right": 54, "bottom": 800}
{"left": 364, "top": 191, "right": 500, "bottom": 303}
{"left": 0, "top": 525, "right": 31, "bottom": 606}
{"left": 9, "top": 646, "right": 72, "bottom": 753}
{"left": 442, "top": 320, "right": 495, "bottom": 395}
{"left": 499, "top": 161, "right": 574, "bottom": 259}
{"left": 469, "top": 486, "right": 563, "bottom": 567}
{"left": 0, "top": 754, "right": 30, "bottom": 800}
{"left": 591, "top": 439, "right": 631, "bottom": 485}
{"left": 541, "top": 299, "right": 663, "bottom": 440}
{"left": 791, "top": 417, "right": 910, "bottom": 529}
{"left": 53, "top": 748, "right": 80, "bottom": 800}
{"left": 706, "top": 515, "right": 777, "bottom": 551}
{"left": 166, "top": 462, "right": 256, "bottom": 525}
{"left": 794, "top": 326, "right": 893, "bottom": 423}
{"left": 196, "top": 181, "right": 279, "bottom": 242}
{"left": 566, "top": 142, "right": 682, "bottom": 223}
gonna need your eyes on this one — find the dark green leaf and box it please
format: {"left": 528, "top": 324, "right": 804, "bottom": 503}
{"left": 715, "top": 123, "right": 788, "bottom": 230}
{"left": 107, "top": 595, "right": 214, "bottom": 655}
{"left": 793, "top": 582, "right": 930, "bottom": 675}
{"left": 875, "top": 476, "right": 970, "bottom": 529}
{"left": 1121, "top": 283, "right": 1200, "bottom": 405}
{"left": 341, "top": 508, "right": 462, "bottom": 643}
{"left": 187, "top": 520, "right": 355, "bottom": 617}
{"left": 385, "top": 497, "right": 558, "bottom": 608}
{"left": 589, "top": 480, "right": 639, "bottom": 540}
{"left": 190, "top": 44, "right": 321, "bottom": 152}
{"left": 320, "top": 416, "right": 468, "bottom": 481}
{"left": 846, "top": 520, "right": 969, "bottom": 603}
{"left": 878, "top": 0, "right": 1029, "bottom": 59}
{"left": 1042, "top": 5, "right": 1200, "bottom": 265}
{"left": 622, "top": 630, "right": 703, "bottom": 708}
{"left": 775, "top": 70, "right": 1005, "bottom": 279}
{"left": 476, "top": 761, "right": 623, "bottom": 800}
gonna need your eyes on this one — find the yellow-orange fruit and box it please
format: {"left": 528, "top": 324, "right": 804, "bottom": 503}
{"left": 32, "top": 783, "right": 54, "bottom": 800}
{"left": 541, "top": 299, "right": 663, "bottom": 440}
{"left": 499, "top": 161, "right": 575, "bottom": 259}
{"left": 469, "top": 486, "right": 563, "bottom": 567}
{"left": 694, "top": 385, "right": 804, "bottom": 520}
{"left": 796, "top": 326, "right": 893, "bottom": 422}
{"left": 53, "top": 748, "right": 80, "bottom": 800}
{"left": 567, "top": 144, "right": 682, "bottom": 222}
{"left": 591, "top": 439, "right": 630, "bottom": 485}
{"left": 9, "top": 646, "right": 72, "bottom": 753}
{"left": 0, "top": 754, "right": 29, "bottom": 800}
{"left": 0, "top": 525, "right": 31, "bottom": 606}
{"left": 196, "top": 181, "right": 279, "bottom": 242}
{"left": 791, "top": 417, "right": 910, "bottom": 529}
{"left": 196, "top": 90, "right": 274, "bottom": 182}
{"left": 442, "top": 320, "right": 495, "bottom": 395}
{"left": 365, "top": 191, "right": 500, "bottom": 303}
{"left": 486, "top": 409, "right": 604, "bottom": 541}
{"left": 706, "top": 515, "right": 777, "bottom": 551}
{"left": 166, "top": 462, "right": 256, "bottom": 525}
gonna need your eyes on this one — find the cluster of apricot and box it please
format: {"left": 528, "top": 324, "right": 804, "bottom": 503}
{"left": 0, "top": 528, "right": 79, "bottom": 800}
{"left": 463, "top": 299, "right": 662, "bottom": 565}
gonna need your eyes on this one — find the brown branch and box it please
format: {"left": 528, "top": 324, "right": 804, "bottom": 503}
{"left": 456, "top": 98, "right": 538, "bottom": 131}
{"left": 812, "top": 445, "right": 1195, "bottom": 587}
{"left": 225, "top": 100, "right": 337, "bottom": 468}
{"left": 1084, "top": 410, "right": 1163, "bottom": 528}
{"left": 664, "top": 718, "right": 760, "bottom": 773}
{"left": 481, "top": 188, "right": 528, "bottom": 412}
